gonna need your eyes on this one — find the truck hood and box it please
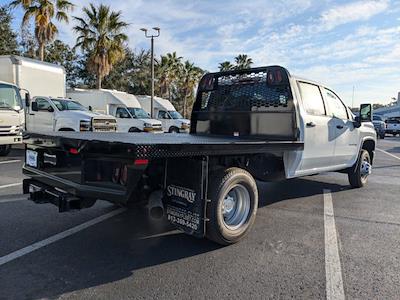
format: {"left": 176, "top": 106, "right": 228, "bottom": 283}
{"left": 57, "top": 110, "right": 114, "bottom": 121}
{"left": 176, "top": 118, "right": 190, "bottom": 125}
{"left": 141, "top": 118, "right": 162, "bottom": 126}
{"left": 0, "top": 110, "right": 24, "bottom": 127}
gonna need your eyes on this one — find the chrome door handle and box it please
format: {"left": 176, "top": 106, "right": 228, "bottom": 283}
{"left": 306, "top": 122, "right": 316, "bottom": 127}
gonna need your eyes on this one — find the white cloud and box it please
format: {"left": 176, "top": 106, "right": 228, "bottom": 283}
{"left": 318, "top": 0, "right": 389, "bottom": 31}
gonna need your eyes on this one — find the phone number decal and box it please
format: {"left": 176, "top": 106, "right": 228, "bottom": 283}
{"left": 166, "top": 205, "right": 200, "bottom": 231}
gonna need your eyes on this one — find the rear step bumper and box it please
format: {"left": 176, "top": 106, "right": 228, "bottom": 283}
{"left": 23, "top": 179, "right": 97, "bottom": 212}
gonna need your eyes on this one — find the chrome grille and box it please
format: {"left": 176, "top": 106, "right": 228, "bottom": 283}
{"left": 92, "top": 118, "right": 117, "bottom": 132}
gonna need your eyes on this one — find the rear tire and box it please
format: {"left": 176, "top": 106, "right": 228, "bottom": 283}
{"left": 348, "top": 150, "right": 371, "bottom": 188}
{"left": 0, "top": 145, "right": 11, "bottom": 156}
{"left": 206, "top": 167, "right": 258, "bottom": 245}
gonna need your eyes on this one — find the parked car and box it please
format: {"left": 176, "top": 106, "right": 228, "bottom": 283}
{"left": 23, "top": 66, "right": 376, "bottom": 245}
{"left": 67, "top": 89, "right": 163, "bottom": 133}
{"left": 372, "top": 115, "right": 386, "bottom": 139}
{"left": 385, "top": 118, "right": 400, "bottom": 136}
{"left": 137, "top": 95, "right": 190, "bottom": 133}
{"left": 27, "top": 97, "right": 117, "bottom": 132}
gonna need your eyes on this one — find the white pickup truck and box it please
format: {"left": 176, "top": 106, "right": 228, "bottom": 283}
{"left": 385, "top": 118, "right": 400, "bottom": 136}
{"left": 23, "top": 66, "right": 376, "bottom": 245}
{"left": 27, "top": 97, "right": 117, "bottom": 132}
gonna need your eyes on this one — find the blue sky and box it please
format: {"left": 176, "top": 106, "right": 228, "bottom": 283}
{"left": 4, "top": 0, "right": 400, "bottom": 106}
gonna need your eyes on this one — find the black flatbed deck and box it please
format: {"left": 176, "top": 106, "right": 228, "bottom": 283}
{"left": 25, "top": 132, "right": 304, "bottom": 159}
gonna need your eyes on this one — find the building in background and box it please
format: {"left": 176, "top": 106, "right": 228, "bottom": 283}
{"left": 374, "top": 91, "right": 400, "bottom": 119}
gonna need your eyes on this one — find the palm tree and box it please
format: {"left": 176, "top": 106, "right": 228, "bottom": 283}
{"left": 179, "top": 61, "right": 203, "bottom": 117}
{"left": 156, "top": 52, "right": 182, "bottom": 100}
{"left": 219, "top": 61, "right": 234, "bottom": 71}
{"left": 73, "top": 4, "right": 128, "bottom": 89}
{"left": 10, "top": 0, "right": 74, "bottom": 61}
{"left": 234, "top": 54, "right": 253, "bottom": 70}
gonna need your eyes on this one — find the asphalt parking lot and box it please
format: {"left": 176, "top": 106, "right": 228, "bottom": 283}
{"left": 0, "top": 138, "right": 399, "bottom": 300}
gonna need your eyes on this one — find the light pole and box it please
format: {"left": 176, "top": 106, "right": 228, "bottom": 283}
{"left": 140, "top": 27, "right": 160, "bottom": 118}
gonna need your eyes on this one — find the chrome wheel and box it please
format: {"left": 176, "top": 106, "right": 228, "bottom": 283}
{"left": 360, "top": 156, "right": 372, "bottom": 179}
{"left": 221, "top": 184, "right": 251, "bottom": 231}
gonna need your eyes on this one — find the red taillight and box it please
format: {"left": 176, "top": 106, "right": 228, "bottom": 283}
{"left": 134, "top": 159, "right": 149, "bottom": 166}
{"left": 69, "top": 148, "right": 79, "bottom": 154}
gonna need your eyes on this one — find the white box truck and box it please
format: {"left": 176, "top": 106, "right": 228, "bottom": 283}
{"left": 137, "top": 95, "right": 190, "bottom": 133}
{"left": 0, "top": 55, "right": 66, "bottom": 98}
{"left": 67, "top": 89, "right": 162, "bottom": 133}
{"left": 0, "top": 55, "right": 66, "bottom": 155}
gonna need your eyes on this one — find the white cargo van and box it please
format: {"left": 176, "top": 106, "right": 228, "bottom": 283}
{"left": 67, "top": 89, "right": 162, "bottom": 133}
{"left": 0, "top": 55, "right": 66, "bottom": 97}
{"left": 137, "top": 95, "right": 190, "bottom": 133}
{"left": 0, "top": 81, "right": 25, "bottom": 156}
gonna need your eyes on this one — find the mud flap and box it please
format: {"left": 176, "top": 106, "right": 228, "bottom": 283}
{"left": 163, "top": 157, "right": 208, "bottom": 238}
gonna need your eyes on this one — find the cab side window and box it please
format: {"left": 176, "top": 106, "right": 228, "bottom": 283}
{"left": 158, "top": 111, "right": 169, "bottom": 119}
{"left": 323, "top": 88, "right": 348, "bottom": 120}
{"left": 298, "top": 82, "right": 326, "bottom": 116}
{"left": 116, "top": 107, "right": 130, "bottom": 119}
{"left": 36, "top": 98, "right": 51, "bottom": 112}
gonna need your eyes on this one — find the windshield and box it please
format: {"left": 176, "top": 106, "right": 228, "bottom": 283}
{"left": 127, "top": 107, "right": 150, "bottom": 119}
{"left": 51, "top": 99, "right": 87, "bottom": 111}
{"left": 168, "top": 111, "right": 183, "bottom": 119}
{"left": 373, "top": 116, "right": 382, "bottom": 121}
{"left": 0, "top": 84, "right": 23, "bottom": 111}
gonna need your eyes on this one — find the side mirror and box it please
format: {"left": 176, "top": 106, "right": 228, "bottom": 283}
{"left": 88, "top": 106, "right": 93, "bottom": 111}
{"left": 31, "top": 102, "right": 38, "bottom": 112}
{"left": 25, "top": 93, "right": 31, "bottom": 107}
{"left": 48, "top": 106, "right": 54, "bottom": 113}
{"left": 360, "top": 103, "right": 372, "bottom": 122}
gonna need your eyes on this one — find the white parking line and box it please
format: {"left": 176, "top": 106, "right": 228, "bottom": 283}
{"left": 0, "top": 196, "right": 27, "bottom": 203}
{"left": 324, "top": 189, "right": 345, "bottom": 300}
{"left": 0, "top": 208, "right": 126, "bottom": 267}
{"left": 0, "top": 183, "right": 22, "bottom": 190}
{"left": 0, "top": 160, "right": 21, "bottom": 165}
{"left": 377, "top": 148, "right": 400, "bottom": 161}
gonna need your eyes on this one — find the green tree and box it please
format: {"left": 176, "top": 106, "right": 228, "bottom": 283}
{"left": 45, "top": 39, "right": 79, "bottom": 87}
{"left": 20, "top": 24, "right": 37, "bottom": 58}
{"left": 10, "top": 0, "right": 74, "bottom": 61}
{"left": 179, "top": 61, "right": 203, "bottom": 118}
{"left": 102, "top": 49, "right": 152, "bottom": 95}
{"left": 0, "top": 5, "right": 19, "bottom": 55}
{"left": 218, "top": 61, "right": 233, "bottom": 71}
{"left": 156, "top": 51, "right": 182, "bottom": 100}
{"left": 73, "top": 4, "right": 129, "bottom": 89}
{"left": 234, "top": 54, "right": 253, "bottom": 70}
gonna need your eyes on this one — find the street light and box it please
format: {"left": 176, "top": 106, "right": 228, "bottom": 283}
{"left": 140, "top": 27, "right": 160, "bottom": 118}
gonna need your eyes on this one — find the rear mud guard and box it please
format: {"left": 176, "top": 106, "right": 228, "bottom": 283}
{"left": 163, "top": 157, "right": 209, "bottom": 238}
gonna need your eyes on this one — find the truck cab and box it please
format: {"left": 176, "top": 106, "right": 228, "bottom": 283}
{"left": 27, "top": 97, "right": 117, "bottom": 132}
{"left": 0, "top": 81, "right": 25, "bottom": 156}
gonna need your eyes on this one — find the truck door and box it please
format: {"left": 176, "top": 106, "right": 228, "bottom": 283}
{"left": 158, "top": 110, "right": 170, "bottom": 132}
{"left": 29, "top": 98, "right": 55, "bottom": 132}
{"left": 322, "top": 88, "right": 359, "bottom": 166}
{"left": 297, "top": 81, "right": 335, "bottom": 172}
{"left": 115, "top": 107, "right": 133, "bottom": 132}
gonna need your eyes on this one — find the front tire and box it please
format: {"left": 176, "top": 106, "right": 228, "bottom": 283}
{"left": 206, "top": 167, "right": 258, "bottom": 245}
{"left": 129, "top": 127, "right": 141, "bottom": 133}
{"left": 348, "top": 150, "right": 371, "bottom": 188}
{"left": 0, "top": 145, "right": 11, "bottom": 156}
{"left": 169, "top": 127, "right": 179, "bottom": 133}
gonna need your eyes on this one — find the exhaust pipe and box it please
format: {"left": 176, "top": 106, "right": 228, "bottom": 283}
{"left": 148, "top": 190, "right": 164, "bottom": 219}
